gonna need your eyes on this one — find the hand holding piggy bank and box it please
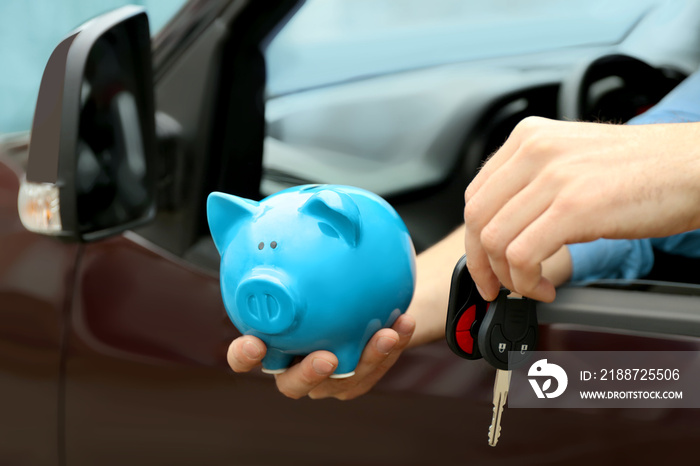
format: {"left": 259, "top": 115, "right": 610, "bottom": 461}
{"left": 207, "top": 184, "right": 416, "bottom": 378}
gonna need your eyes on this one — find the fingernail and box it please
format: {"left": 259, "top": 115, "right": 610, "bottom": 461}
{"left": 312, "top": 358, "right": 335, "bottom": 375}
{"left": 475, "top": 283, "right": 494, "bottom": 301}
{"left": 475, "top": 283, "right": 486, "bottom": 298}
{"left": 242, "top": 341, "right": 262, "bottom": 359}
{"left": 377, "top": 336, "right": 398, "bottom": 355}
{"left": 395, "top": 317, "right": 415, "bottom": 336}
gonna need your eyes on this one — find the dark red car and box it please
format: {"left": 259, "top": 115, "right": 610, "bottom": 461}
{"left": 2, "top": 1, "right": 700, "bottom": 464}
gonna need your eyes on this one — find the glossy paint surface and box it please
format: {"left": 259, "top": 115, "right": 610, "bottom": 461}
{"left": 0, "top": 155, "right": 78, "bottom": 464}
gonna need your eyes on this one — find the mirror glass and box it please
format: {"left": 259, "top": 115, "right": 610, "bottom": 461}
{"left": 76, "top": 25, "right": 152, "bottom": 234}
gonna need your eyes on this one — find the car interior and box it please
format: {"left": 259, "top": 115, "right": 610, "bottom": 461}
{"left": 135, "top": 0, "right": 700, "bottom": 330}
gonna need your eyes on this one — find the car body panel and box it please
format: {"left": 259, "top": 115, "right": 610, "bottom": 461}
{"left": 0, "top": 154, "right": 78, "bottom": 465}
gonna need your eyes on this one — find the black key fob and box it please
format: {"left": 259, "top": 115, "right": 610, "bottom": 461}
{"left": 477, "top": 290, "right": 538, "bottom": 371}
{"left": 445, "top": 255, "right": 490, "bottom": 360}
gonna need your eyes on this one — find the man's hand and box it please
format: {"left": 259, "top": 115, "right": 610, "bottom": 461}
{"left": 464, "top": 117, "right": 700, "bottom": 302}
{"left": 227, "top": 314, "right": 416, "bottom": 400}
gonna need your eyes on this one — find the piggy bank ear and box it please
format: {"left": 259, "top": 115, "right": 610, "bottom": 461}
{"left": 207, "top": 192, "right": 259, "bottom": 255}
{"left": 300, "top": 190, "right": 361, "bottom": 247}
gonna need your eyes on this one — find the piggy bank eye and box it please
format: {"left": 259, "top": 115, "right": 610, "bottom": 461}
{"left": 270, "top": 241, "right": 278, "bottom": 249}
{"left": 258, "top": 242, "right": 264, "bottom": 250}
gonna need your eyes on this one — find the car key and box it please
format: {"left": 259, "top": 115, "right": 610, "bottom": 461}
{"left": 489, "top": 366, "right": 510, "bottom": 447}
{"left": 444, "top": 256, "right": 538, "bottom": 446}
{"left": 478, "top": 290, "right": 538, "bottom": 446}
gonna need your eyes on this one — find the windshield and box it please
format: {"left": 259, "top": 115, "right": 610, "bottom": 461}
{"left": 0, "top": 0, "right": 187, "bottom": 135}
{"left": 266, "top": 0, "right": 662, "bottom": 97}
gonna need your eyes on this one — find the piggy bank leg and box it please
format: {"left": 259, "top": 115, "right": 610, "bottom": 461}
{"left": 329, "top": 345, "right": 362, "bottom": 379}
{"left": 261, "top": 348, "right": 294, "bottom": 374}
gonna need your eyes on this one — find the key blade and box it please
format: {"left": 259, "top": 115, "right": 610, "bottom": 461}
{"left": 488, "top": 399, "right": 504, "bottom": 447}
{"left": 488, "top": 369, "right": 511, "bottom": 447}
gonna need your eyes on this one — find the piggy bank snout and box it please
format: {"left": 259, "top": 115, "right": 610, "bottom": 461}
{"left": 235, "top": 274, "right": 298, "bottom": 335}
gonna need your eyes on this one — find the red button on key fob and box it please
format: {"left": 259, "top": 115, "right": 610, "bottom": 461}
{"left": 445, "top": 255, "right": 490, "bottom": 360}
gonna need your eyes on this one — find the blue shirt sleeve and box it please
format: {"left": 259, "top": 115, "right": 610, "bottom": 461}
{"left": 567, "top": 68, "right": 700, "bottom": 282}
{"left": 650, "top": 232, "right": 700, "bottom": 258}
{"left": 627, "top": 69, "right": 700, "bottom": 125}
{"left": 569, "top": 239, "right": 654, "bottom": 281}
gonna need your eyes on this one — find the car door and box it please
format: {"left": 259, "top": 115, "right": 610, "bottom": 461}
{"left": 13, "top": 1, "right": 498, "bottom": 464}
{"left": 52, "top": 2, "right": 496, "bottom": 464}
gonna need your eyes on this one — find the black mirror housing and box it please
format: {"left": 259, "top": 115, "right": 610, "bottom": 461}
{"left": 21, "top": 6, "right": 156, "bottom": 241}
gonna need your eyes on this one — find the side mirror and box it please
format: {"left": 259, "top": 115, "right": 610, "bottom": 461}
{"left": 19, "top": 6, "right": 156, "bottom": 241}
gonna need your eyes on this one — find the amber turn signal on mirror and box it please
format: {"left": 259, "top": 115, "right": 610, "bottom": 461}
{"left": 17, "top": 177, "right": 62, "bottom": 234}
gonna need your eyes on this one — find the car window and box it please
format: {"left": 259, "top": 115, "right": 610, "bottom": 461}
{"left": 266, "top": 0, "right": 660, "bottom": 97}
{"left": 0, "top": 0, "right": 187, "bottom": 135}
{"left": 261, "top": 0, "right": 676, "bottom": 208}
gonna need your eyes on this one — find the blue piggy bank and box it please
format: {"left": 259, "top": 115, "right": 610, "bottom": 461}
{"left": 207, "top": 184, "right": 416, "bottom": 377}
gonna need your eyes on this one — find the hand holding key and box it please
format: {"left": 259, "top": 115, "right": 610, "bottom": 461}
{"left": 446, "top": 255, "right": 538, "bottom": 447}
{"left": 463, "top": 118, "right": 700, "bottom": 303}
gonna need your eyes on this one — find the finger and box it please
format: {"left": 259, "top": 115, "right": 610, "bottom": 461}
{"left": 506, "top": 173, "right": 607, "bottom": 301}
{"left": 309, "top": 329, "right": 399, "bottom": 401}
{"left": 506, "top": 206, "right": 580, "bottom": 301}
{"left": 355, "top": 329, "right": 401, "bottom": 375}
{"left": 466, "top": 122, "right": 524, "bottom": 198}
{"left": 349, "top": 315, "right": 416, "bottom": 394}
{"left": 227, "top": 335, "right": 266, "bottom": 373}
{"left": 349, "top": 315, "right": 415, "bottom": 381}
{"left": 464, "top": 229, "right": 500, "bottom": 301}
{"left": 466, "top": 116, "right": 554, "bottom": 199}
{"left": 481, "top": 175, "right": 558, "bottom": 292}
{"left": 464, "top": 147, "right": 543, "bottom": 300}
{"left": 309, "top": 314, "right": 416, "bottom": 400}
{"left": 274, "top": 351, "right": 338, "bottom": 400}
{"left": 470, "top": 175, "right": 529, "bottom": 293}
